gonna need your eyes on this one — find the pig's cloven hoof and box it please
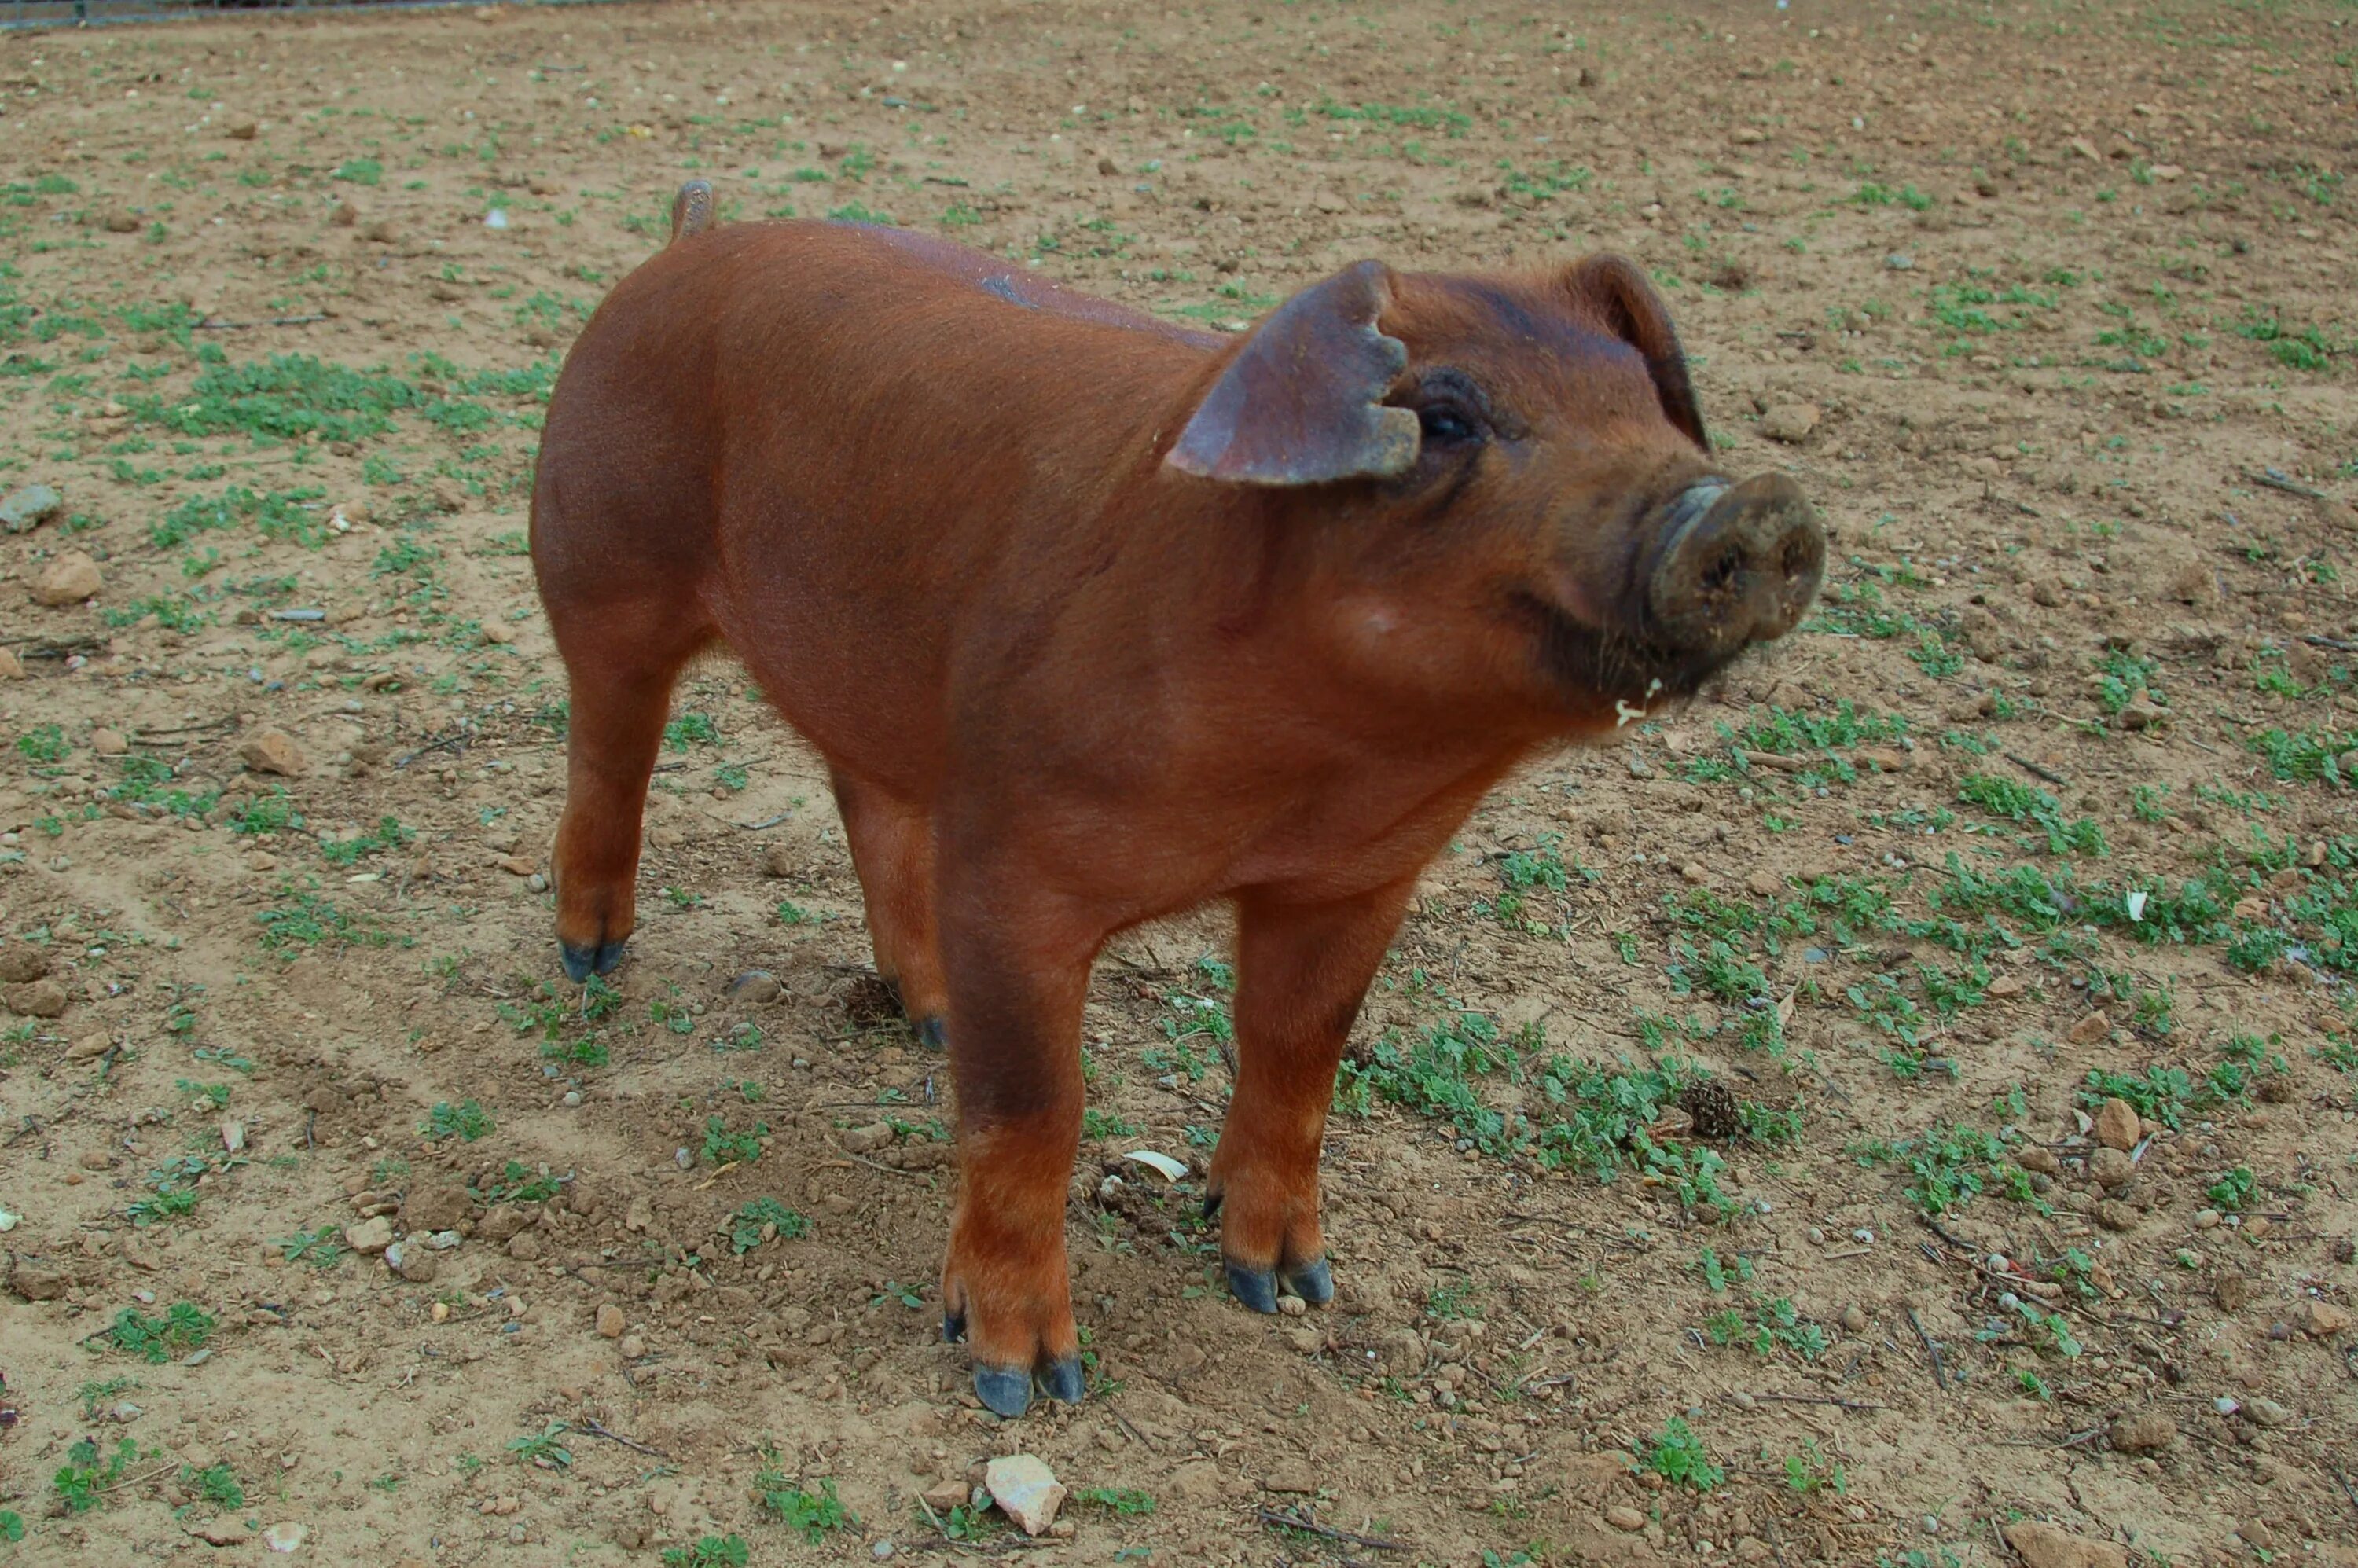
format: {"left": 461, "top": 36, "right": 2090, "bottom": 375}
{"left": 915, "top": 1015, "right": 947, "bottom": 1051}
{"left": 968, "top": 1355, "right": 1085, "bottom": 1419}
{"left": 946, "top": 1311, "right": 1085, "bottom": 1418}
{"left": 1227, "top": 1255, "right": 1335, "bottom": 1313}
{"left": 558, "top": 937, "right": 629, "bottom": 983}
{"left": 1282, "top": 1255, "right": 1335, "bottom": 1305}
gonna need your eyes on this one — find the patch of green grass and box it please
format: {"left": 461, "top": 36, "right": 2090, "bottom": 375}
{"left": 1702, "top": 1294, "right": 1827, "bottom": 1361}
{"left": 663, "top": 712, "right": 720, "bottom": 751}
{"left": 53, "top": 1437, "right": 141, "bottom": 1515}
{"left": 700, "top": 1114, "right": 767, "bottom": 1165}
{"left": 319, "top": 815, "right": 413, "bottom": 867}
{"left": 15, "top": 724, "right": 68, "bottom": 764}
{"left": 756, "top": 1470, "right": 851, "bottom": 1544}
{"left": 182, "top": 1462, "right": 244, "bottom": 1510}
{"left": 226, "top": 788, "right": 303, "bottom": 835}
{"left": 1853, "top": 1122, "right": 2037, "bottom": 1216}
{"left": 1069, "top": 1486, "right": 1156, "bottom": 1515}
{"left": 1641, "top": 1416, "right": 1724, "bottom": 1493}
{"left": 2206, "top": 1165, "right": 2255, "bottom": 1212}
{"left": 257, "top": 888, "right": 391, "bottom": 954}
{"left": 505, "top": 1422, "right": 572, "bottom": 1467}
{"left": 419, "top": 1099, "right": 494, "bottom": 1142}
{"left": 727, "top": 1197, "right": 809, "bottom": 1255}
{"left": 100, "top": 1302, "right": 215, "bottom": 1363}
{"left": 661, "top": 1538, "right": 748, "bottom": 1568}
{"left": 1957, "top": 773, "right": 2106, "bottom": 857}
{"left": 274, "top": 1225, "right": 346, "bottom": 1269}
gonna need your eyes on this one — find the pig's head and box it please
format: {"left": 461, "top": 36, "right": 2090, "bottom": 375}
{"left": 1166, "top": 257, "right": 1824, "bottom": 735}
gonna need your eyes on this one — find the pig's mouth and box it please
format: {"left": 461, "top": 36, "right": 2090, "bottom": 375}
{"left": 1511, "top": 591, "right": 1743, "bottom": 723}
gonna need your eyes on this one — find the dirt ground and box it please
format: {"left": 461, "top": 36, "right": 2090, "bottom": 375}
{"left": 2, "top": 0, "right": 2355, "bottom": 1563}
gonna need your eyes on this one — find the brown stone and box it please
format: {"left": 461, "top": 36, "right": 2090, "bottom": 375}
{"left": 2292, "top": 1298, "right": 2350, "bottom": 1338}
{"left": 31, "top": 551, "right": 103, "bottom": 606}
{"left": 400, "top": 1183, "right": 472, "bottom": 1232}
{"left": 2109, "top": 1412, "right": 2176, "bottom": 1453}
{"left": 4, "top": 979, "right": 68, "bottom": 1019}
{"left": 2069, "top": 1012, "right": 2113, "bottom": 1046}
{"left": 2002, "top": 1522, "right": 2127, "bottom": 1568}
{"left": 237, "top": 729, "right": 307, "bottom": 777}
{"left": 597, "top": 1304, "right": 626, "bottom": 1338}
{"left": 2087, "top": 1147, "right": 2135, "bottom": 1190}
{"left": 1760, "top": 402, "right": 1820, "bottom": 442}
{"left": 2092, "top": 1096, "right": 2139, "bottom": 1150}
{"left": 0, "top": 947, "right": 47, "bottom": 985}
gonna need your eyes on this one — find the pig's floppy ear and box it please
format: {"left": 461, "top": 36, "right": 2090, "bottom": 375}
{"left": 1166, "top": 260, "right": 1421, "bottom": 486}
{"left": 1562, "top": 255, "right": 1708, "bottom": 452}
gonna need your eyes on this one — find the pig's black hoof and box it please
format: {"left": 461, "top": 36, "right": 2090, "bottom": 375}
{"left": 1200, "top": 1189, "right": 1224, "bottom": 1221}
{"left": 1281, "top": 1256, "right": 1335, "bottom": 1306}
{"left": 942, "top": 1309, "right": 966, "bottom": 1344}
{"left": 558, "top": 938, "right": 627, "bottom": 983}
{"left": 1041, "top": 1355, "right": 1086, "bottom": 1405}
{"left": 916, "top": 1015, "right": 947, "bottom": 1052}
{"left": 973, "top": 1364, "right": 1033, "bottom": 1419}
{"left": 1225, "top": 1259, "right": 1280, "bottom": 1314}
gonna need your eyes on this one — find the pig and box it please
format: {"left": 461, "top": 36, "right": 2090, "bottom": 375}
{"left": 531, "top": 182, "right": 1823, "bottom": 1415}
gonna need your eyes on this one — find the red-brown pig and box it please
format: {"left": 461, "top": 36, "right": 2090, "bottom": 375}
{"left": 531, "top": 181, "right": 1824, "bottom": 1416}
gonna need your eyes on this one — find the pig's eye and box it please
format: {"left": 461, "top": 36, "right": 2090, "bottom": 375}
{"left": 1417, "top": 403, "right": 1482, "bottom": 445}
{"left": 1400, "top": 367, "right": 1492, "bottom": 451}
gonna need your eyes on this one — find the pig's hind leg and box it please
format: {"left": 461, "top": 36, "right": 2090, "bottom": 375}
{"left": 1207, "top": 878, "right": 1418, "bottom": 1313}
{"left": 830, "top": 768, "right": 949, "bottom": 1047}
{"left": 545, "top": 597, "right": 711, "bottom": 982}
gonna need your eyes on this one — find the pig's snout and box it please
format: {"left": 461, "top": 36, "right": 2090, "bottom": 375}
{"left": 1645, "top": 472, "right": 1824, "bottom": 655}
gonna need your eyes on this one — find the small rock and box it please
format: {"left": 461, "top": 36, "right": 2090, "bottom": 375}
{"left": 1840, "top": 1305, "right": 1868, "bottom": 1334}
{"left": 983, "top": 1455, "right": 1065, "bottom": 1537}
{"left": 2194, "top": 1207, "right": 2220, "bottom": 1230}
{"left": 482, "top": 621, "right": 515, "bottom": 645}
{"left": 31, "top": 550, "right": 104, "bottom": 606}
{"left": 597, "top": 1304, "right": 626, "bottom": 1338}
{"left": 401, "top": 1184, "right": 472, "bottom": 1232}
{"left": 1746, "top": 868, "right": 1782, "bottom": 898}
{"left": 226, "top": 115, "right": 259, "bottom": 139}
{"left": 2017, "top": 1145, "right": 2059, "bottom": 1176}
{"left": 0, "top": 949, "right": 46, "bottom": 985}
{"left": 2092, "top": 1097, "right": 2139, "bottom": 1151}
{"left": 10, "top": 1259, "right": 70, "bottom": 1300}
{"left": 238, "top": 729, "right": 307, "bottom": 777}
{"left": 263, "top": 1522, "right": 308, "bottom": 1554}
{"left": 2070, "top": 1013, "right": 2114, "bottom": 1048}
{"left": 619, "top": 1334, "right": 645, "bottom": 1359}
{"left": 1260, "top": 1461, "right": 1317, "bottom": 1495}
{"left": 1759, "top": 402, "right": 1820, "bottom": 443}
{"left": 103, "top": 208, "right": 141, "bottom": 233}
{"left": 0, "top": 648, "right": 19, "bottom": 680}
{"left": 1884, "top": 252, "right": 1915, "bottom": 270}
{"left": 728, "top": 969, "right": 783, "bottom": 1004}
{"left": 0, "top": 483, "right": 61, "bottom": 533}
{"left": 79, "top": 1148, "right": 112, "bottom": 1171}
{"left": 841, "top": 1121, "right": 895, "bottom": 1155}
{"left": 2088, "top": 1147, "right": 2135, "bottom": 1190}
{"left": 505, "top": 1231, "right": 544, "bottom": 1261}
{"left": 624, "top": 1196, "right": 652, "bottom": 1232}
{"left": 91, "top": 727, "right": 128, "bottom": 757}
{"left": 6, "top": 979, "right": 69, "bottom": 1019}
{"left": 1604, "top": 1504, "right": 1647, "bottom": 1533}
{"left": 762, "top": 843, "right": 797, "bottom": 877}
{"left": 2095, "top": 1199, "right": 2137, "bottom": 1233}
{"left": 920, "top": 1479, "right": 968, "bottom": 1514}
{"left": 197, "top": 1520, "right": 255, "bottom": 1546}
{"left": 477, "top": 1205, "right": 534, "bottom": 1243}
{"left": 2293, "top": 1299, "right": 2350, "bottom": 1338}
{"left": 345, "top": 1216, "right": 395, "bottom": 1254}
{"left": 1987, "top": 975, "right": 2026, "bottom": 999}
{"left": 363, "top": 219, "right": 400, "bottom": 244}
{"left": 1679, "top": 861, "right": 1708, "bottom": 885}
{"left": 395, "top": 1247, "right": 438, "bottom": 1284}
{"left": 1856, "top": 746, "right": 1908, "bottom": 773}
{"left": 1286, "top": 1325, "right": 1324, "bottom": 1354}
{"left": 2002, "top": 1521, "right": 2126, "bottom": 1568}
{"left": 1276, "top": 1294, "right": 1308, "bottom": 1318}
{"left": 2109, "top": 1411, "right": 2176, "bottom": 1453}
{"left": 2242, "top": 1397, "right": 2293, "bottom": 1428}
{"left": 66, "top": 1033, "right": 113, "bottom": 1061}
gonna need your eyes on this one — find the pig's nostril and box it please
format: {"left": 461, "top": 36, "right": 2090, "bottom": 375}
{"left": 1700, "top": 547, "right": 1745, "bottom": 595}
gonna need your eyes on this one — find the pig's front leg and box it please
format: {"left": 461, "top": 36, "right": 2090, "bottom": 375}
{"left": 1208, "top": 879, "right": 1416, "bottom": 1312}
{"left": 935, "top": 855, "right": 1100, "bottom": 1418}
